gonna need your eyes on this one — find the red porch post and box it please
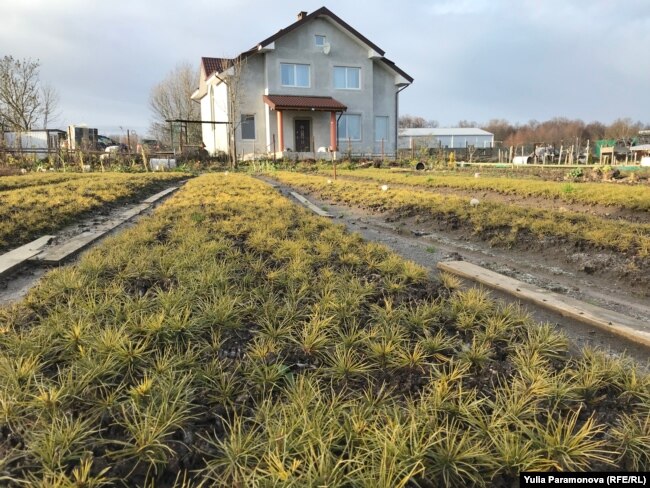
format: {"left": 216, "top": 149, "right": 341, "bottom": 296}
{"left": 330, "top": 111, "right": 337, "bottom": 151}
{"left": 277, "top": 110, "right": 284, "bottom": 152}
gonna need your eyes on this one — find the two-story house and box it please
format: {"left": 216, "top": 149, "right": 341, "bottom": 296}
{"left": 192, "top": 7, "right": 413, "bottom": 160}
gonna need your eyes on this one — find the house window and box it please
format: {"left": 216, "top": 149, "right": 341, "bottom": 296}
{"left": 375, "top": 116, "right": 389, "bottom": 142}
{"left": 334, "top": 66, "right": 360, "bottom": 89}
{"left": 241, "top": 114, "right": 255, "bottom": 140}
{"left": 338, "top": 114, "right": 361, "bottom": 141}
{"left": 315, "top": 35, "right": 326, "bottom": 47}
{"left": 281, "top": 63, "right": 310, "bottom": 87}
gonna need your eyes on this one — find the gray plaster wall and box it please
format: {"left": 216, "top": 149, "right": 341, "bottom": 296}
{"left": 235, "top": 54, "right": 267, "bottom": 156}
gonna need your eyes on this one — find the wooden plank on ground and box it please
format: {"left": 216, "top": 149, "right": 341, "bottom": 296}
{"left": 437, "top": 260, "right": 650, "bottom": 348}
{"left": 0, "top": 236, "right": 55, "bottom": 277}
{"left": 289, "top": 191, "right": 333, "bottom": 217}
{"left": 142, "top": 186, "right": 179, "bottom": 204}
{"left": 36, "top": 204, "right": 151, "bottom": 264}
{"left": 119, "top": 203, "right": 150, "bottom": 220}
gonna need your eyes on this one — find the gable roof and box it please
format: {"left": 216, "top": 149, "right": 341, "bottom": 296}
{"left": 201, "top": 57, "right": 233, "bottom": 80}
{"left": 201, "top": 7, "right": 413, "bottom": 83}
{"left": 258, "top": 7, "right": 385, "bottom": 57}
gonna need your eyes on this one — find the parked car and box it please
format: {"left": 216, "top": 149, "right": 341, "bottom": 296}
{"left": 104, "top": 144, "right": 129, "bottom": 153}
{"left": 97, "top": 135, "right": 118, "bottom": 151}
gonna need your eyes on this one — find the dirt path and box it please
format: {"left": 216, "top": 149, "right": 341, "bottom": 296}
{"left": 261, "top": 176, "right": 650, "bottom": 365}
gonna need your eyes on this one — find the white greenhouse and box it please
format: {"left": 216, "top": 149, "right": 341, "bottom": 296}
{"left": 398, "top": 128, "right": 494, "bottom": 150}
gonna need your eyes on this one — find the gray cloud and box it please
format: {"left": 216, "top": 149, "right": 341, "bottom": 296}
{"left": 1, "top": 0, "right": 647, "bottom": 134}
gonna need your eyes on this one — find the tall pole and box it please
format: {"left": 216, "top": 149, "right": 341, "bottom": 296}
{"left": 169, "top": 121, "right": 173, "bottom": 154}
{"left": 329, "top": 111, "right": 337, "bottom": 152}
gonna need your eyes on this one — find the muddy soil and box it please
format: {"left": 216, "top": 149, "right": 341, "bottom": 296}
{"left": 0, "top": 186, "right": 183, "bottom": 307}
{"left": 336, "top": 173, "right": 650, "bottom": 223}
{"left": 261, "top": 176, "right": 650, "bottom": 365}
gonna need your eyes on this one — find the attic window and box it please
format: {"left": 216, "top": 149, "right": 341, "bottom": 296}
{"left": 315, "top": 35, "right": 326, "bottom": 47}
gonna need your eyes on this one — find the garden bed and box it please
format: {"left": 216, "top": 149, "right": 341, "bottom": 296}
{"left": 270, "top": 172, "right": 650, "bottom": 290}
{"left": 0, "top": 174, "right": 648, "bottom": 486}
{"left": 0, "top": 172, "right": 189, "bottom": 252}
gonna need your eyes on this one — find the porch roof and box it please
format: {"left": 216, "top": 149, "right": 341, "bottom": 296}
{"left": 263, "top": 95, "right": 347, "bottom": 112}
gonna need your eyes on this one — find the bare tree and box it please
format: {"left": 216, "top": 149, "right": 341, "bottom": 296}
{"left": 149, "top": 62, "right": 201, "bottom": 146}
{"left": 41, "top": 83, "right": 60, "bottom": 128}
{"left": 481, "top": 118, "right": 515, "bottom": 143}
{"left": 605, "top": 117, "right": 643, "bottom": 142}
{"left": 222, "top": 58, "right": 246, "bottom": 168}
{"left": 456, "top": 119, "right": 478, "bottom": 128}
{"left": 399, "top": 114, "right": 438, "bottom": 128}
{"left": 0, "top": 56, "right": 59, "bottom": 131}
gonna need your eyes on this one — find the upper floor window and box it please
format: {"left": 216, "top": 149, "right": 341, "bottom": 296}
{"left": 334, "top": 66, "right": 360, "bottom": 90}
{"left": 281, "top": 63, "right": 310, "bottom": 88}
{"left": 315, "top": 35, "right": 326, "bottom": 47}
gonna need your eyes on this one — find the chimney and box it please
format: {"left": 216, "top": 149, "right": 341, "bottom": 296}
{"left": 297, "top": 11, "right": 307, "bottom": 20}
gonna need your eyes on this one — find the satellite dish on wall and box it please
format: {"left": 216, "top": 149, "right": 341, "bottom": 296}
{"left": 323, "top": 43, "right": 331, "bottom": 55}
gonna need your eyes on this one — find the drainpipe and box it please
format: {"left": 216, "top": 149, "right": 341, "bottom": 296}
{"left": 395, "top": 84, "right": 409, "bottom": 160}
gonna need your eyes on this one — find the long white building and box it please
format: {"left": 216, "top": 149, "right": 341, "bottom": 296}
{"left": 398, "top": 128, "right": 494, "bottom": 150}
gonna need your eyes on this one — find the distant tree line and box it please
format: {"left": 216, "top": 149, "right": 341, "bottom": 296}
{"left": 398, "top": 115, "right": 438, "bottom": 129}
{"left": 400, "top": 115, "right": 648, "bottom": 147}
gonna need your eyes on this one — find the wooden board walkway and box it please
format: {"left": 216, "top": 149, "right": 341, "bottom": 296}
{"left": 289, "top": 191, "right": 333, "bottom": 218}
{"left": 0, "top": 236, "right": 55, "bottom": 278}
{"left": 437, "top": 260, "right": 650, "bottom": 348}
{"left": 36, "top": 204, "right": 150, "bottom": 264}
{"left": 142, "top": 186, "right": 179, "bottom": 204}
{"left": 34, "top": 186, "right": 180, "bottom": 265}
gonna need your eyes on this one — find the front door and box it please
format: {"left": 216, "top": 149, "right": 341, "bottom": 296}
{"left": 294, "top": 119, "right": 311, "bottom": 152}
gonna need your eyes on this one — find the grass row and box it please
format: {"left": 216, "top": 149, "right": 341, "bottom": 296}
{"left": 272, "top": 171, "right": 650, "bottom": 258}
{"left": 0, "top": 172, "right": 189, "bottom": 252}
{"left": 1, "top": 173, "right": 648, "bottom": 486}
{"left": 0, "top": 172, "right": 94, "bottom": 192}
{"left": 330, "top": 168, "right": 650, "bottom": 212}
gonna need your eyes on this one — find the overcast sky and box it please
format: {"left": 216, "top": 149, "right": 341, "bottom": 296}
{"left": 2, "top": 0, "right": 648, "bottom": 136}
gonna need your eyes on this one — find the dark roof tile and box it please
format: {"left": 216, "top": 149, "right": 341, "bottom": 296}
{"left": 201, "top": 57, "right": 233, "bottom": 79}
{"left": 263, "top": 95, "right": 347, "bottom": 111}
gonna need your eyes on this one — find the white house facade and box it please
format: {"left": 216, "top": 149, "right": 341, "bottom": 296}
{"left": 191, "top": 8, "right": 413, "bottom": 160}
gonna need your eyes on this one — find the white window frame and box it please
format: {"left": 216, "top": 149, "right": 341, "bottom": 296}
{"left": 333, "top": 66, "right": 361, "bottom": 90}
{"left": 241, "top": 114, "right": 255, "bottom": 140}
{"left": 338, "top": 114, "right": 362, "bottom": 142}
{"left": 315, "top": 35, "right": 326, "bottom": 47}
{"left": 374, "top": 116, "right": 389, "bottom": 142}
{"left": 280, "top": 63, "right": 310, "bottom": 88}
